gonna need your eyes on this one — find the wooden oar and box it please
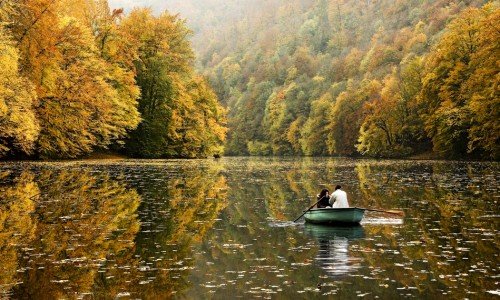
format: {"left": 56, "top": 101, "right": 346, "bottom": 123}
{"left": 293, "top": 196, "right": 325, "bottom": 222}
{"left": 360, "top": 208, "right": 405, "bottom": 216}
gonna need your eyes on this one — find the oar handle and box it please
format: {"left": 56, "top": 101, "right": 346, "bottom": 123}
{"left": 293, "top": 195, "right": 325, "bottom": 222}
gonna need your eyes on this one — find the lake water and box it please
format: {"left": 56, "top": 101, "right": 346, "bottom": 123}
{"left": 0, "top": 157, "right": 498, "bottom": 298}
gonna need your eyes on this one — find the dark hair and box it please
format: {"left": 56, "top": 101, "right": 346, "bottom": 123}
{"left": 318, "top": 189, "right": 329, "bottom": 199}
{"left": 335, "top": 185, "right": 342, "bottom": 190}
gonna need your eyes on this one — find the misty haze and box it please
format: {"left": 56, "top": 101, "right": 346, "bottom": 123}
{"left": 0, "top": 0, "right": 498, "bottom": 298}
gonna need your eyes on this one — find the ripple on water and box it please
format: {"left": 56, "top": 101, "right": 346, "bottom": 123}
{"left": 0, "top": 158, "right": 498, "bottom": 299}
{"left": 268, "top": 220, "right": 302, "bottom": 227}
{"left": 361, "top": 217, "right": 404, "bottom": 225}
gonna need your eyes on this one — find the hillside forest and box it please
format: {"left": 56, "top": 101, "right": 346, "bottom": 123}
{"left": 183, "top": 0, "right": 498, "bottom": 159}
{"left": 0, "top": 0, "right": 499, "bottom": 160}
{"left": 0, "top": 0, "right": 226, "bottom": 159}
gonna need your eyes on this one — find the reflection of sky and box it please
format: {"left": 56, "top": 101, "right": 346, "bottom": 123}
{"left": 316, "top": 237, "right": 362, "bottom": 277}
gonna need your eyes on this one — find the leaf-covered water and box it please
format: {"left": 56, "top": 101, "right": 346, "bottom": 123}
{"left": 0, "top": 157, "right": 498, "bottom": 298}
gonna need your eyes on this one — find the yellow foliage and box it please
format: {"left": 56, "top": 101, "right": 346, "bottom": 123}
{"left": 8, "top": 0, "right": 140, "bottom": 158}
{"left": 0, "top": 172, "right": 38, "bottom": 294}
{"left": 0, "top": 26, "right": 39, "bottom": 156}
{"left": 420, "top": 3, "right": 499, "bottom": 159}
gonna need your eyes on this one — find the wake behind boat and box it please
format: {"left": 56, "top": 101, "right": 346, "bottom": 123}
{"left": 303, "top": 207, "right": 365, "bottom": 225}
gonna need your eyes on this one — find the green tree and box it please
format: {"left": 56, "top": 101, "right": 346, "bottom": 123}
{"left": 226, "top": 80, "right": 274, "bottom": 155}
{"left": 300, "top": 93, "right": 333, "bottom": 156}
{"left": 122, "top": 9, "right": 226, "bottom": 158}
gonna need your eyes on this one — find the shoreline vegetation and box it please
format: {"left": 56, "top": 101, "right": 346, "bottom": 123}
{"left": 0, "top": 1, "right": 498, "bottom": 161}
{"left": 1, "top": 151, "right": 496, "bottom": 162}
{"left": 0, "top": 1, "right": 226, "bottom": 161}
{"left": 193, "top": 0, "right": 499, "bottom": 161}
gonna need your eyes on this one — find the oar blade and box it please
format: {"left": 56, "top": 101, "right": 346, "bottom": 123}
{"left": 362, "top": 207, "right": 405, "bottom": 216}
{"left": 385, "top": 210, "right": 405, "bottom": 216}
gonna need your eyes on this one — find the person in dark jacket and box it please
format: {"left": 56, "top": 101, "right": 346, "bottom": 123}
{"left": 317, "top": 189, "right": 331, "bottom": 208}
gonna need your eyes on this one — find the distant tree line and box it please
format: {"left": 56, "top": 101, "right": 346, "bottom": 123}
{"left": 192, "top": 0, "right": 498, "bottom": 160}
{"left": 0, "top": 0, "right": 227, "bottom": 159}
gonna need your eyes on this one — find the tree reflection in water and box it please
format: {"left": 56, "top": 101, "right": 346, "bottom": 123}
{"left": 0, "top": 170, "right": 142, "bottom": 299}
{"left": 0, "top": 163, "right": 228, "bottom": 299}
{"left": 0, "top": 158, "right": 497, "bottom": 298}
{"left": 304, "top": 224, "right": 364, "bottom": 278}
{"left": 0, "top": 171, "right": 38, "bottom": 298}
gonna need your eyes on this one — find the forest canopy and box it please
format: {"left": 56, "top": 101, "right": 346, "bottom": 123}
{"left": 175, "top": 0, "right": 498, "bottom": 160}
{"left": 0, "top": 0, "right": 226, "bottom": 159}
{"left": 1, "top": 0, "right": 498, "bottom": 160}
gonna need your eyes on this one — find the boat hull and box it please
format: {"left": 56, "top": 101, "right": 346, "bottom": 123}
{"left": 304, "top": 207, "right": 365, "bottom": 225}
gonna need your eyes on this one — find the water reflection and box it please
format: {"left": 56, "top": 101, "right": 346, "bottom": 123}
{"left": 0, "top": 170, "right": 143, "bottom": 298}
{"left": 304, "top": 224, "right": 364, "bottom": 278}
{"left": 0, "top": 162, "right": 228, "bottom": 299}
{"left": 0, "top": 171, "right": 38, "bottom": 297}
{"left": 0, "top": 158, "right": 497, "bottom": 298}
{"left": 206, "top": 158, "right": 499, "bottom": 298}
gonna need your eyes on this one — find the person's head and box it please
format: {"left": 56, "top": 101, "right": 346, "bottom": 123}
{"left": 335, "top": 185, "right": 342, "bottom": 191}
{"left": 319, "top": 189, "right": 329, "bottom": 198}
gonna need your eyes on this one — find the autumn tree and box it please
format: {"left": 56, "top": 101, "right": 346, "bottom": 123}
{"left": 300, "top": 93, "right": 333, "bottom": 156}
{"left": 194, "top": 0, "right": 492, "bottom": 159}
{"left": 357, "top": 56, "right": 427, "bottom": 157}
{"left": 264, "top": 89, "right": 294, "bottom": 155}
{"left": 182, "top": 76, "right": 227, "bottom": 157}
{"left": 329, "top": 79, "right": 381, "bottom": 156}
{"left": 120, "top": 8, "right": 226, "bottom": 158}
{"left": 120, "top": 8, "right": 193, "bottom": 158}
{"left": 0, "top": 26, "right": 39, "bottom": 157}
{"left": 7, "top": 0, "right": 140, "bottom": 158}
{"left": 461, "top": 4, "right": 499, "bottom": 159}
{"left": 227, "top": 80, "right": 274, "bottom": 156}
{"left": 1, "top": 0, "right": 496, "bottom": 159}
{"left": 420, "top": 3, "right": 499, "bottom": 159}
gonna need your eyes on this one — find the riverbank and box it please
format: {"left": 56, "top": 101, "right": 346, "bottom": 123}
{"left": 1, "top": 151, "right": 496, "bottom": 162}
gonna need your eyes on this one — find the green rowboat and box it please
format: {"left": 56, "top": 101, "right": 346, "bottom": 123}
{"left": 304, "top": 207, "right": 365, "bottom": 225}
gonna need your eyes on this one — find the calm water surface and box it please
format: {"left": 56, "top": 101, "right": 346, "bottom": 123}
{"left": 0, "top": 157, "right": 498, "bottom": 299}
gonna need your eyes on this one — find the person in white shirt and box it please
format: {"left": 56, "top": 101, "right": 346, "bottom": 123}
{"left": 330, "top": 185, "right": 349, "bottom": 208}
